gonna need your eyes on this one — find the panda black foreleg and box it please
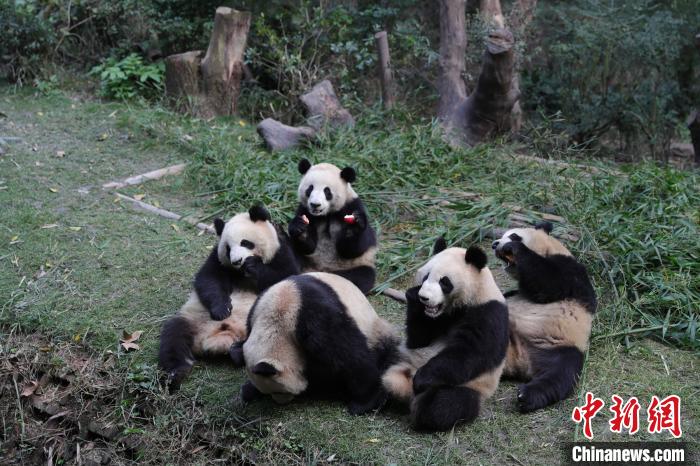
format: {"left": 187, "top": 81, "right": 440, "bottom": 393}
{"left": 331, "top": 266, "right": 376, "bottom": 295}
{"left": 229, "top": 341, "right": 245, "bottom": 367}
{"left": 517, "top": 346, "right": 584, "bottom": 413}
{"left": 410, "top": 386, "right": 480, "bottom": 432}
{"left": 158, "top": 316, "right": 196, "bottom": 391}
{"left": 240, "top": 380, "right": 264, "bottom": 403}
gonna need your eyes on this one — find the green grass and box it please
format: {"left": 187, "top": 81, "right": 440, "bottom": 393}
{"left": 1, "top": 86, "right": 698, "bottom": 465}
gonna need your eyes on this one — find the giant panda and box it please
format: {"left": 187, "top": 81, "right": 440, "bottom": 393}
{"left": 287, "top": 159, "right": 377, "bottom": 294}
{"left": 382, "top": 239, "right": 509, "bottom": 432}
{"left": 233, "top": 272, "right": 399, "bottom": 414}
{"left": 492, "top": 221, "right": 597, "bottom": 413}
{"left": 158, "top": 205, "right": 300, "bottom": 388}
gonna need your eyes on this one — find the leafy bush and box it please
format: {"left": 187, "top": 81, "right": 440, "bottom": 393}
{"left": 522, "top": 0, "right": 700, "bottom": 159}
{"left": 0, "top": 2, "right": 54, "bottom": 83}
{"left": 90, "top": 53, "right": 164, "bottom": 100}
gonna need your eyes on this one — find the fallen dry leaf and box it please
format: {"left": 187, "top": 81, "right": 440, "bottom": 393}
{"left": 97, "top": 133, "right": 109, "bottom": 141}
{"left": 40, "top": 224, "right": 58, "bottom": 229}
{"left": 133, "top": 194, "right": 146, "bottom": 201}
{"left": 69, "top": 226, "right": 81, "bottom": 232}
{"left": 120, "top": 330, "right": 143, "bottom": 352}
{"left": 21, "top": 381, "right": 39, "bottom": 397}
{"left": 55, "top": 150, "right": 65, "bottom": 158}
{"left": 34, "top": 266, "right": 47, "bottom": 279}
{"left": 49, "top": 187, "right": 59, "bottom": 193}
{"left": 191, "top": 446, "right": 206, "bottom": 454}
{"left": 366, "top": 438, "right": 380, "bottom": 443}
{"left": 171, "top": 224, "right": 180, "bottom": 232}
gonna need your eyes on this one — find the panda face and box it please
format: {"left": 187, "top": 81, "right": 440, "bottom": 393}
{"left": 415, "top": 247, "right": 501, "bottom": 317}
{"left": 492, "top": 222, "right": 571, "bottom": 276}
{"left": 216, "top": 212, "right": 280, "bottom": 269}
{"left": 297, "top": 162, "right": 357, "bottom": 217}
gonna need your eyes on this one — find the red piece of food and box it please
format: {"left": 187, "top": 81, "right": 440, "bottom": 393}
{"left": 301, "top": 215, "right": 310, "bottom": 224}
{"left": 343, "top": 214, "right": 356, "bottom": 224}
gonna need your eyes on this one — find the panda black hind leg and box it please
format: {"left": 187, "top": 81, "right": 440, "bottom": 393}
{"left": 518, "top": 346, "right": 584, "bottom": 413}
{"left": 410, "top": 386, "right": 480, "bottom": 432}
{"left": 331, "top": 266, "right": 376, "bottom": 295}
{"left": 158, "top": 316, "right": 196, "bottom": 391}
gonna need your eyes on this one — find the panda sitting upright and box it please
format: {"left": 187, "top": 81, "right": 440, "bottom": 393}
{"left": 492, "top": 221, "right": 597, "bottom": 412}
{"left": 382, "top": 239, "right": 509, "bottom": 432}
{"left": 287, "top": 159, "right": 377, "bottom": 294}
{"left": 159, "top": 205, "right": 299, "bottom": 388}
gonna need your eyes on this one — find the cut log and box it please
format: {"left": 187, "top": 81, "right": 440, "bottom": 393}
{"left": 381, "top": 287, "right": 407, "bottom": 303}
{"left": 374, "top": 31, "right": 395, "bottom": 110}
{"left": 116, "top": 193, "right": 215, "bottom": 234}
{"left": 200, "top": 8, "right": 251, "bottom": 118}
{"left": 164, "top": 51, "right": 203, "bottom": 113}
{"left": 300, "top": 80, "right": 355, "bottom": 129}
{"left": 164, "top": 8, "right": 250, "bottom": 118}
{"left": 257, "top": 119, "right": 316, "bottom": 151}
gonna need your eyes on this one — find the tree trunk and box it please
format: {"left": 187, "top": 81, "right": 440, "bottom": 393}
{"left": 374, "top": 31, "right": 395, "bottom": 110}
{"left": 691, "top": 34, "right": 700, "bottom": 166}
{"left": 200, "top": 8, "right": 251, "bottom": 118}
{"left": 480, "top": 0, "right": 504, "bottom": 27}
{"left": 164, "top": 51, "right": 203, "bottom": 113}
{"left": 164, "top": 8, "right": 250, "bottom": 118}
{"left": 438, "top": 0, "right": 518, "bottom": 146}
{"left": 508, "top": 0, "right": 537, "bottom": 133}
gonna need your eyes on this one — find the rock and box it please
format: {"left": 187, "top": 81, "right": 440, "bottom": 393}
{"left": 300, "top": 80, "right": 355, "bottom": 129}
{"left": 256, "top": 119, "right": 316, "bottom": 151}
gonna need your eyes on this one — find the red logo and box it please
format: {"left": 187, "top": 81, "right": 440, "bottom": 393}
{"left": 647, "top": 395, "right": 682, "bottom": 438}
{"left": 609, "top": 395, "right": 640, "bottom": 435}
{"left": 572, "top": 392, "right": 605, "bottom": 440}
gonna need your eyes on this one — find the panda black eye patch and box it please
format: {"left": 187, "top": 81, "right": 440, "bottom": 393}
{"left": 241, "top": 239, "right": 255, "bottom": 250}
{"left": 509, "top": 233, "right": 523, "bottom": 242}
{"left": 305, "top": 185, "right": 313, "bottom": 197}
{"left": 324, "top": 187, "right": 332, "bottom": 200}
{"left": 439, "top": 276, "right": 454, "bottom": 294}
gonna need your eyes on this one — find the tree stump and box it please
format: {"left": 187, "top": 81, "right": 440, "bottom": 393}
{"left": 256, "top": 80, "right": 355, "bottom": 151}
{"left": 374, "top": 31, "right": 395, "bottom": 109}
{"left": 164, "top": 8, "right": 251, "bottom": 118}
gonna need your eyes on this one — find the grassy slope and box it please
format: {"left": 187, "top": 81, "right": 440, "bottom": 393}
{"left": 0, "top": 88, "right": 697, "bottom": 464}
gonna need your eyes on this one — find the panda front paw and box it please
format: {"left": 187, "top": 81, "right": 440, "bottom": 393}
{"left": 241, "top": 255, "right": 263, "bottom": 279}
{"left": 405, "top": 286, "right": 422, "bottom": 304}
{"left": 412, "top": 366, "right": 436, "bottom": 395}
{"left": 209, "top": 303, "right": 232, "bottom": 321}
{"left": 240, "top": 380, "right": 263, "bottom": 403}
{"left": 288, "top": 215, "right": 309, "bottom": 238}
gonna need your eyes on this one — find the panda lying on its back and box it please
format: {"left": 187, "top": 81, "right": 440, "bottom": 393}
{"left": 158, "top": 205, "right": 299, "bottom": 389}
{"left": 233, "top": 272, "right": 399, "bottom": 415}
{"left": 382, "top": 240, "right": 509, "bottom": 432}
{"left": 288, "top": 159, "right": 377, "bottom": 294}
{"left": 492, "top": 221, "right": 597, "bottom": 412}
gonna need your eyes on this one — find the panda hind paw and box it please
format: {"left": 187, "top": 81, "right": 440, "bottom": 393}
{"left": 516, "top": 383, "right": 549, "bottom": 413}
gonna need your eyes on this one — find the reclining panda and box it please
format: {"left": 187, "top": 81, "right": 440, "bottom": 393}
{"left": 382, "top": 239, "right": 509, "bottom": 431}
{"left": 492, "top": 221, "right": 597, "bottom": 412}
{"left": 158, "top": 205, "right": 299, "bottom": 388}
{"left": 232, "top": 272, "right": 399, "bottom": 415}
{"left": 288, "top": 159, "right": 377, "bottom": 294}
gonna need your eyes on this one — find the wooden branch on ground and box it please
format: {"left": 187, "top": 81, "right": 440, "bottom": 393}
{"left": 115, "top": 193, "right": 215, "bottom": 234}
{"left": 380, "top": 287, "right": 407, "bottom": 303}
{"left": 374, "top": 31, "right": 395, "bottom": 110}
{"left": 102, "top": 164, "right": 187, "bottom": 190}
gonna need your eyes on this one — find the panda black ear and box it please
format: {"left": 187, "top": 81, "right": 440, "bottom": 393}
{"left": 465, "top": 246, "right": 488, "bottom": 270}
{"left": 535, "top": 221, "right": 553, "bottom": 234}
{"left": 249, "top": 204, "right": 271, "bottom": 222}
{"left": 433, "top": 236, "right": 447, "bottom": 255}
{"left": 298, "top": 159, "right": 311, "bottom": 174}
{"left": 251, "top": 361, "right": 278, "bottom": 376}
{"left": 214, "top": 218, "right": 225, "bottom": 236}
{"left": 340, "top": 166, "right": 356, "bottom": 183}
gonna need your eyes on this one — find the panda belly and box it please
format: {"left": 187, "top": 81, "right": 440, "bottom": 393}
{"left": 304, "top": 219, "right": 376, "bottom": 272}
{"left": 504, "top": 294, "right": 593, "bottom": 377}
{"left": 180, "top": 290, "right": 257, "bottom": 357}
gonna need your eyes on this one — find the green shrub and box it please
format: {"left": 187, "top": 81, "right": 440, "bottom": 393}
{"left": 522, "top": 0, "right": 700, "bottom": 159}
{"left": 90, "top": 53, "right": 164, "bottom": 100}
{"left": 0, "top": 2, "right": 54, "bottom": 83}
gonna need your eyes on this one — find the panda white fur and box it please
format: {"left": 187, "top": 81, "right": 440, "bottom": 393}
{"left": 382, "top": 239, "right": 509, "bottom": 431}
{"left": 287, "top": 159, "right": 377, "bottom": 294}
{"left": 492, "top": 221, "right": 597, "bottom": 412}
{"left": 233, "top": 272, "right": 399, "bottom": 414}
{"left": 158, "top": 205, "right": 300, "bottom": 389}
